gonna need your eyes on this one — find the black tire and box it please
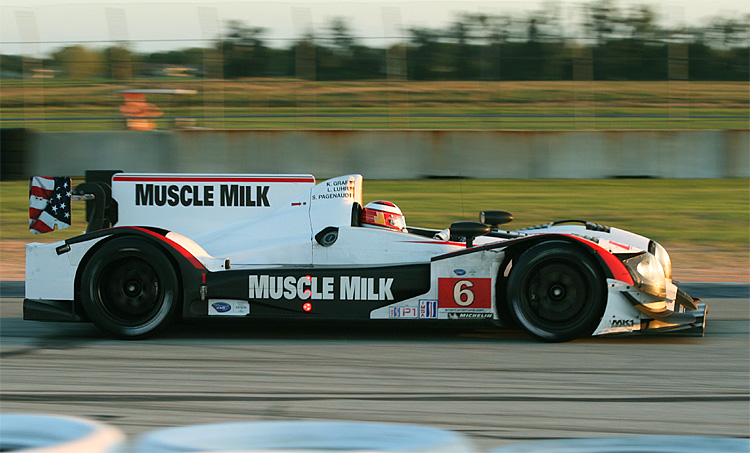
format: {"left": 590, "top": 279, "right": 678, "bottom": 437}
{"left": 80, "top": 237, "right": 180, "bottom": 339}
{"left": 506, "top": 241, "right": 606, "bottom": 342}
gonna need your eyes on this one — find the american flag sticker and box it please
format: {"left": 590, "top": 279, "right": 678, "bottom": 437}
{"left": 419, "top": 300, "right": 438, "bottom": 319}
{"left": 29, "top": 176, "right": 71, "bottom": 234}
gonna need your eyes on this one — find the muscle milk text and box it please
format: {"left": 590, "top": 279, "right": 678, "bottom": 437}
{"left": 135, "top": 184, "right": 270, "bottom": 207}
{"left": 249, "top": 275, "right": 395, "bottom": 301}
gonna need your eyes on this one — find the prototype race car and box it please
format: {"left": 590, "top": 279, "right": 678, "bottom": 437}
{"left": 24, "top": 172, "right": 706, "bottom": 342}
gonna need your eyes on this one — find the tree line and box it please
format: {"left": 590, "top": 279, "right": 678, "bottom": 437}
{"left": 2, "top": 2, "right": 748, "bottom": 81}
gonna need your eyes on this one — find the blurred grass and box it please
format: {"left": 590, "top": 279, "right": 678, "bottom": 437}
{"left": 3, "top": 80, "right": 748, "bottom": 105}
{"left": 1, "top": 80, "right": 747, "bottom": 131}
{"left": 365, "top": 179, "right": 750, "bottom": 254}
{"left": 3, "top": 106, "right": 747, "bottom": 131}
{"left": 2, "top": 178, "right": 748, "bottom": 253}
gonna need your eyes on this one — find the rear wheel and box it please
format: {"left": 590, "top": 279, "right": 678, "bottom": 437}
{"left": 80, "top": 238, "right": 180, "bottom": 339}
{"left": 507, "top": 241, "right": 606, "bottom": 342}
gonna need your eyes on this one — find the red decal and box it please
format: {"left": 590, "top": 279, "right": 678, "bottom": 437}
{"left": 609, "top": 241, "right": 631, "bottom": 250}
{"left": 567, "top": 236, "right": 634, "bottom": 285}
{"left": 438, "top": 278, "right": 492, "bottom": 309}
{"left": 401, "top": 241, "right": 466, "bottom": 247}
{"left": 118, "top": 227, "right": 206, "bottom": 270}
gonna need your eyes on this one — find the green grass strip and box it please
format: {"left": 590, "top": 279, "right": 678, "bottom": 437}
{"left": 3, "top": 179, "right": 747, "bottom": 250}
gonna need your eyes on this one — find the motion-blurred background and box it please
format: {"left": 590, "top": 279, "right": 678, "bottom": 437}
{"left": 0, "top": 4, "right": 748, "bottom": 448}
{"left": 1, "top": 0, "right": 748, "bottom": 280}
{"left": 1, "top": 0, "right": 748, "bottom": 132}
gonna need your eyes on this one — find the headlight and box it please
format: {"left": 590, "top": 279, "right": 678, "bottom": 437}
{"left": 622, "top": 252, "right": 667, "bottom": 298}
{"left": 649, "top": 240, "right": 672, "bottom": 280}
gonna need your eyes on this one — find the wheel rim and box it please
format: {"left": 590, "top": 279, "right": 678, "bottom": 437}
{"left": 96, "top": 256, "right": 163, "bottom": 326}
{"left": 521, "top": 261, "right": 590, "bottom": 329}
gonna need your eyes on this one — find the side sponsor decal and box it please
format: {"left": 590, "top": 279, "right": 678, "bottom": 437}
{"left": 208, "top": 299, "right": 250, "bottom": 316}
{"left": 390, "top": 305, "right": 418, "bottom": 319}
{"left": 419, "top": 300, "right": 438, "bottom": 319}
{"left": 249, "top": 275, "right": 394, "bottom": 301}
{"left": 209, "top": 264, "right": 429, "bottom": 319}
{"left": 112, "top": 174, "right": 316, "bottom": 238}
{"left": 386, "top": 300, "right": 437, "bottom": 319}
{"left": 438, "top": 278, "right": 492, "bottom": 309}
{"left": 135, "top": 183, "right": 270, "bottom": 207}
{"left": 447, "top": 312, "right": 493, "bottom": 319}
{"left": 212, "top": 302, "right": 231, "bottom": 313}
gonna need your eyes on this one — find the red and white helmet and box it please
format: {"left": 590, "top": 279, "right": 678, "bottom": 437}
{"left": 361, "top": 200, "right": 407, "bottom": 232}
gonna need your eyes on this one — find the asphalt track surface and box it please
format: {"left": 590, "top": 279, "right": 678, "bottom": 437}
{"left": 1, "top": 283, "right": 748, "bottom": 450}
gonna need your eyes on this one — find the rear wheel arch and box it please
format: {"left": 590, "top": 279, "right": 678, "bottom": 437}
{"left": 75, "top": 233, "right": 184, "bottom": 302}
{"left": 75, "top": 234, "right": 185, "bottom": 339}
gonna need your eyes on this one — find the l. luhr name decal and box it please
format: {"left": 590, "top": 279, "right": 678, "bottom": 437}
{"left": 311, "top": 178, "right": 356, "bottom": 201}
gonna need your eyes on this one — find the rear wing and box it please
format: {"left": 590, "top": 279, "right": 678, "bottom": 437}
{"left": 73, "top": 170, "right": 122, "bottom": 233}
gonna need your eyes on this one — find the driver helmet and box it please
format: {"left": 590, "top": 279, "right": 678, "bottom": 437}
{"left": 361, "top": 200, "right": 407, "bottom": 232}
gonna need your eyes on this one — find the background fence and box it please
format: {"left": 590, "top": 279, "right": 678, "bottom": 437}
{"left": 2, "top": 2, "right": 748, "bottom": 132}
{"left": 2, "top": 79, "right": 748, "bottom": 132}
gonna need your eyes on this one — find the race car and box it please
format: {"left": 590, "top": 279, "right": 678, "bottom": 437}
{"left": 24, "top": 172, "right": 706, "bottom": 342}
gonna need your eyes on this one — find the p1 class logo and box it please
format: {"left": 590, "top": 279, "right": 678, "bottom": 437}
{"left": 212, "top": 302, "right": 231, "bottom": 313}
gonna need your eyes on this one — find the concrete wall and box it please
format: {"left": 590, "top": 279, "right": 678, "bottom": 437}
{"left": 27, "top": 130, "right": 749, "bottom": 179}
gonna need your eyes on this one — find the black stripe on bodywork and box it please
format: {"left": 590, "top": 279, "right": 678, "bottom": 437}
{"left": 430, "top": 236, "right": 527, "bottom": 261}
{"left": 61, "top": 226, "right": 170, "bottom": 247}
{"left": 203, "top": 263, "right": 431, "bottom": 319}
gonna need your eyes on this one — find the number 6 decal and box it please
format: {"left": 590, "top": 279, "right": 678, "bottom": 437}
{"left": 438, "top": 278, "right": 492, "bottom": 309}
{"left": 453, "top": 280, "right": 475, "bottom": 306}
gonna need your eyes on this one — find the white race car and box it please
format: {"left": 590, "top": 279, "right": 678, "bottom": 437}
{"left": 24, "top": 173, "right": 706, "bottom": 341}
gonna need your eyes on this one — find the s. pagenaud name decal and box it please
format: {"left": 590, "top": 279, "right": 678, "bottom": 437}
{"left": 312, "top": 179, "right": 355, "bottom": 201}
{"left": 249, "top": 275, "right": 394, "bottom": 301}
{"left": 134, "top": 183, "right": 270, "bottom": 207}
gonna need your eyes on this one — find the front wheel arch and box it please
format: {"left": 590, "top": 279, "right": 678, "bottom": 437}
{"left": 505, "top": 240, "right": 607, "bottom": 342}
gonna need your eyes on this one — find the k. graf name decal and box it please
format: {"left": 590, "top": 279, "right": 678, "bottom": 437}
{"left": 312, "top": 178, "right": 355, "bottom": 201}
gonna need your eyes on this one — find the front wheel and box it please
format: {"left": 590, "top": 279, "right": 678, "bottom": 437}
{"left": 506, "top": 241, "right": 606, "bottom": 342}
{"left": 80, "top": 237, "right": 180, "bottom": 339}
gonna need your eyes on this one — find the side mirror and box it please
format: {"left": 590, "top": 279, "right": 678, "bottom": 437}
{"left": 480, "top": 210, "right": 513, "bottom": 230}
{"left": 450, "top": 221, "right": 490, "bottom": 248}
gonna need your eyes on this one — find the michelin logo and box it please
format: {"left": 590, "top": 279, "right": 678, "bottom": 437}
{"left": 448, "top": 312, "right": 492, "bottom": 319}
{"left": 249, "top": 275, "right": 394, "bottom": 301}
